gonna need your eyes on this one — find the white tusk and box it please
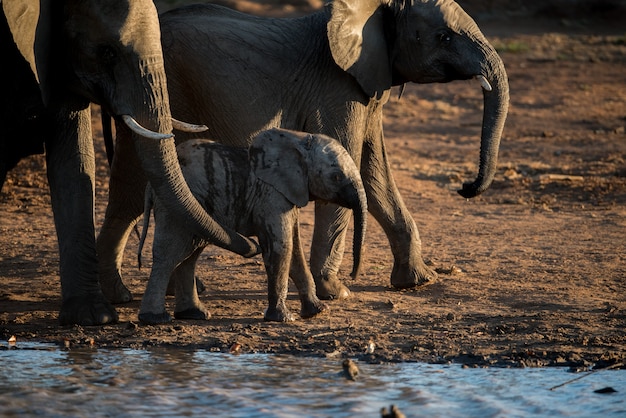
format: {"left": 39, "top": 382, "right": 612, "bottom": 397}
{"left": 121, "top": 115, "right": 173, "bottom": 140}
{"left": 171, "top": 118, "right": 208, "bottom": 133}
{"left": 475, "top": 75, "right": 493, "bottom": 92}
{"left": 398, "top": 83, "right": 406, "bottom": 100}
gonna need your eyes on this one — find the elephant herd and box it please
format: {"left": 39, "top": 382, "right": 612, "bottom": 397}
{"left": 0, "top": 0, "right": 508, "bottom": 326}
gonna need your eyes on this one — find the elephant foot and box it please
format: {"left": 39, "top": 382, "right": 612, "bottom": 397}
{"left": 166, "top": 276, "right": 206, "bottom": 296}
{"left": 174, "top": 307, "right": 211, "bottom": 321}
{"left": 315, "top": 275, "right": 351, "bottom": 300}
{"left": 264, "top": 306, "right": 296, "bottom": 322}
{"left": 390, "top": 259, "right": 437, "bottom": 289}
{"left": 138, "top": 311, "right": 172, "bottom": 325}
{"left": 100, "top": 271, "right": 133, "bottom": 304}
{"left": 300, "top": 297, "right": 329, "bottom": 319}
{"left": 59, "top": 294, "right": 119, "bottom": 326}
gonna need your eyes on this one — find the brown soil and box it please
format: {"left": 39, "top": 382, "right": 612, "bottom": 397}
{"left": 1, "top": 1, "right": 625, "bottom": 369}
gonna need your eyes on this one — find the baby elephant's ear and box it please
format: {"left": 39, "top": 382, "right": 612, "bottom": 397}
{"left": 249, "top": 129, "right": 309, "bottom": 207}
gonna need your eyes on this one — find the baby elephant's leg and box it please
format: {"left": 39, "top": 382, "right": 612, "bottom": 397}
{"left": 139, "top": 219, "right": 197, "bottom": 324}
{"left": 260, "top": 225, "right": 295, "bottom": 322}
{"left": 139, "top": 261, "right": 177, "bottom": 324}
{"left": 173, "top": 248, "right": 211, "bottom": 320}
{"left": 165, "top": 274, "right": 206, "bottom": 296}
{"left": 290, "top": 221, "right": 329, "bottom": 318}
{"left": 139, "top": 248, "right": 182, "bottom": 324}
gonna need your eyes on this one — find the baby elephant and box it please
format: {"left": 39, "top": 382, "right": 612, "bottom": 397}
{"left": 138, "top": 128, "right": 367, "bottom": 324}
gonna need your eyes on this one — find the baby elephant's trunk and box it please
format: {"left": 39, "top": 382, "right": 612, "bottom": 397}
{"left": 343, "top": 180, "right": 367, "bottom": 279}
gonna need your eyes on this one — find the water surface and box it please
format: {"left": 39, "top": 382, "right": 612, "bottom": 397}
{"left": 1, "top": 343, "right": 623, "bottom": 417}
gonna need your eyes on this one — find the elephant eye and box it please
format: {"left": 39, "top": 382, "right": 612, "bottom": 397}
{"left": 328, "top": 171, "right": 342, "bottom": 184}
{"left": 415, "top": 30, "right": 421, "bottom": 42}
{"left": 438, "top": 32, "right": 452, "bottom": 45}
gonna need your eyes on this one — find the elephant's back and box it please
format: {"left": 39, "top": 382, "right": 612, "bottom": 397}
{"left": 160, "top": 3, "right": 309, "bottom": 57}
{"left": 176, "top": 139, "right": 249, "bottom": 229}
{"left": 160, "top": 3, "right": 266, "bottom": 27}
{"left": 159, "top": 3, "right": 329, "bottom": 147}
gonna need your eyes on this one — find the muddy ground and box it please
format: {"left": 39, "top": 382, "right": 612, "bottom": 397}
{"left": 1, "top": 1, "right": 625, "bottom": 369}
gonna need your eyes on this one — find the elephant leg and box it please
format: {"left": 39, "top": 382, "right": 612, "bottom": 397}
{"left": 309, "top": 202, "right": 353, "bottom": 300}
{"left": 138, "top": 219, "right": 195, "bottom": 324}
{"left": 361, "top": 135, "right": 437, "bottom": 289}
{"left": 48, "top": 102, "right": 118, "bottom": 325}
{"left": 138, "top": 265, "right": 174, "bottom": 325}
{"left": 97, "top": 123, "right": 147, "bottom": 304}
{"left": 289, "top": 220, "right": 329, "bottom": 318}
{"left": 173, "top": 249, "right": 210, "bottom": 321}
{"left": 260, "top": 217, "right": 296, "bottom": 322}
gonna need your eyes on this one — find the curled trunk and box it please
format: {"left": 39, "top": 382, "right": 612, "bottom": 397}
{"left": 458, "top": 47, "right": 509, "bottom": 198}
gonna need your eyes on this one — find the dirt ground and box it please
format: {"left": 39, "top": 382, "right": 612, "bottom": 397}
{"left": 1, "top": 1, "right": 625, "bottom": 369}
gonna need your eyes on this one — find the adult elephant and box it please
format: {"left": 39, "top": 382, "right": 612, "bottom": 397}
{"left": 99, "top": 0, "right": 509, "bottom": 303}
{"left": 0, "top": 0, "right": 259, "bottom": 326}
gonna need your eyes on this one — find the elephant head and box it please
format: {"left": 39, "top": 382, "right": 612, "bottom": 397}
{"left": 250, "top": 129, "right": 367, "bottom": 278}
{"left": 327, "top": 0, "right": 509, "bottom": 198}
{"left": 2, "top": 0, "right": 259, "bottom": 255}
{"left": 1, "top": 0, "right": 258, "bottom": 325}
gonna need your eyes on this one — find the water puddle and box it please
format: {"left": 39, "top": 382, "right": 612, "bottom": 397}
{"left": 1, "top": 342, "right": 624, "bottom": 417}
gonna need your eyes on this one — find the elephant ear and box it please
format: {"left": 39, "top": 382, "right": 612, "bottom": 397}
{"left": 327, "top": 0, "right": 392, "bottom": 99}
{"left": 3, "top": 0, "right": 54, "bottom": 105}
{"left": 249, "top": 129, "right": 310, "bottom": 208}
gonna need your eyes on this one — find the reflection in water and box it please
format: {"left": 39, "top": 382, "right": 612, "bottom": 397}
{"left": 1, "top": 343, "right": 624, "bottom": 417}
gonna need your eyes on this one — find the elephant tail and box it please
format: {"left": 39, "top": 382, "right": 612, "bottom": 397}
{"left": 137, "top": 184, "right": 154, "bottom": 270}
{"left": 101, "top": 109, "right": 115, "bottom": 167}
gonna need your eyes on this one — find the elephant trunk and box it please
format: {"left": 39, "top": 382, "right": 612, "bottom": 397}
{"left": 348, "top": 179, "right": 367, "bottom": 279}
{"left": 458, "top": 46, "right": 509, "bottom": 198}
{"left": 130, "top": 61, "right": 260, "bottom": 257}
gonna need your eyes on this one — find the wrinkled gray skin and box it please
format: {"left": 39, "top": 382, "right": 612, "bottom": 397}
{"left": 0, "top": 8, "right": 46, "bottom": 191}
{"left": 138, "top": 129, "right": 367, "bottom": 324}
{"left": 100, "top": 0, "right": 509, "bottom": 303}
{"left": 0, "top": 0, "right": 259, "bottom": 325}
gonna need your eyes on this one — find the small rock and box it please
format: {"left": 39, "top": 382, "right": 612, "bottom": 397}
{"left": 381, "top": 404, "right": 406, "bottom": 418}
{"left": 325, "top": 350, "right": 342, "bottom": 358}
{"left": 435, "top": 265, "right": 462, "bottom": 275}
{"left": 594, "top": 387, "right": 617, "bottom": 394}
{"left": 342, "top": 359, "right": 359, "bottom": 380}
{"left": 229, "top": 342, "right": 242, "bottom": 355}
{"left": 504, "top": 168, "right": 522, "bottom": 180}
